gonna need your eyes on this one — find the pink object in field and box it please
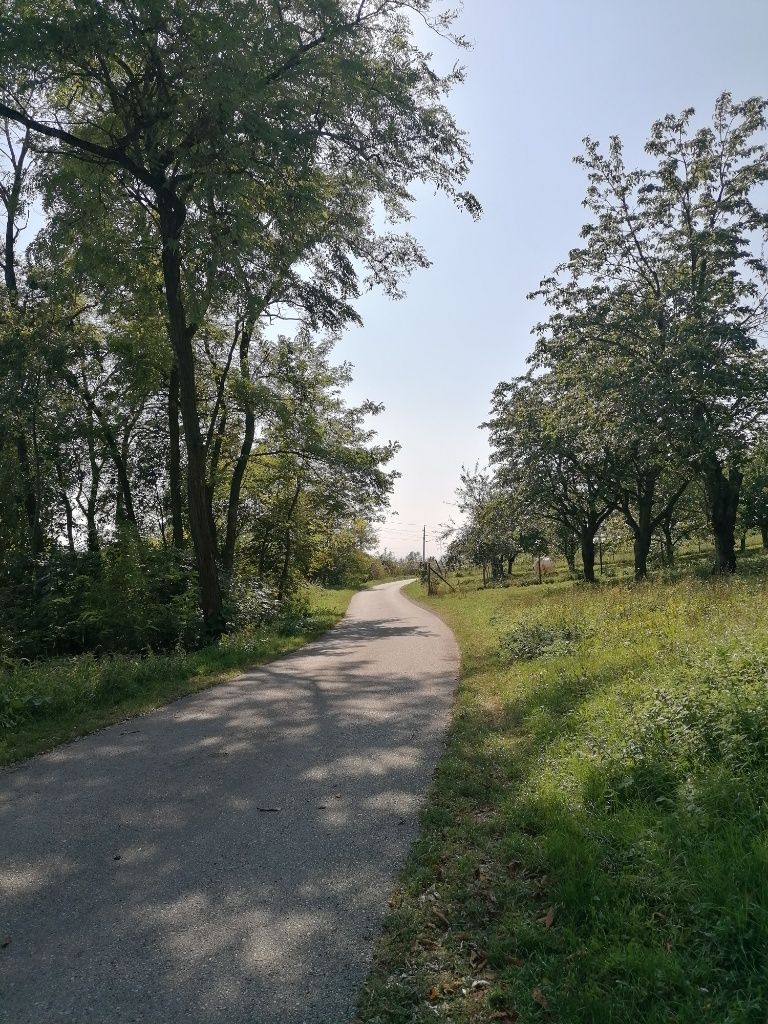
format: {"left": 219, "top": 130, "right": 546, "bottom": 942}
{"left": 533, "top": 556, "right": 555, "bottom": 574}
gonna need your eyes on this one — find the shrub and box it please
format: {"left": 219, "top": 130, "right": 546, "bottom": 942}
{"left": 500, "top": 613, "right": 586, "bottom": 660}
{"left": 224, "top": 572, "right": 281, "bottom": 631}
{"left": 0, "top": 539, "right": 203, "bottom": 659}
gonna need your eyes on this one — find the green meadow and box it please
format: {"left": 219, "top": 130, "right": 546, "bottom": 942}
{"left": 359, "top": 553, "right": 768, "bottom": 1023}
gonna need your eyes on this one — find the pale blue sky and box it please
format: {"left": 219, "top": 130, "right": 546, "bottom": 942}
{"left": 335, "top": 0, "right": 768, "bottom": 556}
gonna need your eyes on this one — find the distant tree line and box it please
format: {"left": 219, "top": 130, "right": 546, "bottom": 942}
{"left": 451, "top": 94, "right": 768, "bottom": 583}
{"left": 0, "top": 0, "right": 477, "bottom": 656}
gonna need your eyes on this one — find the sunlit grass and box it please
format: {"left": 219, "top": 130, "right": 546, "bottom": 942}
{"left": 0, "top": 584, "right": 358, "bottom": 766}
{"left": 358, "top": 561, "right": 768, "bottom": 1024}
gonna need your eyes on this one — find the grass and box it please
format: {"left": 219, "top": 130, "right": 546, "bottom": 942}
{"left": 357, "top": 561, "right": 768, "bottom": 1024}
{"left": 0, "top": 584, "right": 358, "bottom": 766}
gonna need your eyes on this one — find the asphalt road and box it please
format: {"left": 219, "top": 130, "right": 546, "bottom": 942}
{"left": 0, "top": 581, "right": 458, "bottom": 1024}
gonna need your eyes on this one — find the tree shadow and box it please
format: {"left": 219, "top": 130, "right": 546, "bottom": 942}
{"left": 0, "top": 593, "right": 458, "bottom": 1024}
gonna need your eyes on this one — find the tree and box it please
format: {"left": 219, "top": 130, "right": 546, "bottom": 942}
{"left": 739, "top": 443, "right": 768, "bottom": 550}
{"left": 531, "top": 94, "right": 768, "bottom": 573}
{"left": 0, "top": 0, "right": 478, "bottom": 632}
{"left": 445, "top": 465, "right": 535, "bottom": 584}
{"left": 231, "top": 333, "right": 398, "bottom": 597}
{"left": 529, "top": 335, "right": 690, "bottom": 580}
{"left": 486, "top": 373, "right": 617, "bottom": 583}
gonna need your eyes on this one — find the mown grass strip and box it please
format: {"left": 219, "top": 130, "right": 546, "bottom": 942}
{"left": 0, "top": 585, "right": 357, "bottom": 766}
{"left": 358, "top": 570, "right": 768, "bottom": 1024}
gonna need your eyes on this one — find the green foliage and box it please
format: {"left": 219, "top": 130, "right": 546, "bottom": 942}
{"left": 223, "top": 570, "right": 280, "bottom": 632}
{"left": 0, "top": 0, "right": 477, "bottom": 632}
{"left": 0, "top": 539, "right": 203, "bottom": 659}
{"left": 312, "top": 522, "right": 383, "bottom": 588}
{"left": 500, "top": 613, "right": 586, "bottom": 661}
{"left": 489, "top": 93, "right": 768, "bottom": 579}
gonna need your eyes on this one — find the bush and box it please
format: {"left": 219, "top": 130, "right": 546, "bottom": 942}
{"left": 500, "top": 613, "right": 586, "bottom": 660}
{"left": 592, "top": 648, "right": 768, "bottom": 809}
{"left": 223, "top": 571, "right": 280, "bottom": 631}
{"left": 0, "top": 538, "right": 203, "bottom": 659}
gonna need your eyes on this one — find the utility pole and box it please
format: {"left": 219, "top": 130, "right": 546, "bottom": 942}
{"left": 422, "top": 525, "right": 426, "bottom": 565}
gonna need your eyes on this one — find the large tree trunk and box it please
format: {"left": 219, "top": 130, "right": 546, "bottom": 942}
{"left": 222, "top": 323, "right": 258, "bottom": 572}
{"left": 84, "top": 428, "right": 101, "bottom": 552}
{"left": 626, "top": 499, "right": 653, "bottom": 582}
{"left": 159, "top": 197, "right": 223, "bottom": 635}
{"left": 223, "top": 409, "right": 255, "bottom": 572}
{"left": 168, "top": 363, "right": 185, "bottom": 548}
{"left": 632, "top": 533, "right": 651, "bottom": 581}
{"left": 490, "top": 555, "right": 504, "bottom": 581}
{"left": 114, "top": 422, "right": 137, "bottom": 530}
{"left": 2, "top": 130, "right": 29, "bottom": 293}
{"left": 626, "top": 475, "right": 656, "bottom": 581}
{"left": 761, "top": 522, "right": 768, "bottom": 551}
{"left": 702, "top": 461, "right": 742, "bottom": 574}
{"left": 580, "top": 530, "right": 596, "bottom": 583}
{"left": 222, "top": 324, "right": 256, "bottom": 572}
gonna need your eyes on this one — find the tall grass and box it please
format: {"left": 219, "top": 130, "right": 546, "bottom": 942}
{"left": 359, "top": 569, "right": 768, "bottom": 1024}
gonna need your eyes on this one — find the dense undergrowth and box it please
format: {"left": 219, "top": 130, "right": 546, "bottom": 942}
{"left": 358, "top": 564, "right": 768, "bottom": 1024}
{"left": 0, "top": 585, "right": 356, "bottom": 765}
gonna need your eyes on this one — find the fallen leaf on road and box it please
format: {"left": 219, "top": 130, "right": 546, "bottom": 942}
{"left": 1, "top": 936, "right": 11, "bottom": 949}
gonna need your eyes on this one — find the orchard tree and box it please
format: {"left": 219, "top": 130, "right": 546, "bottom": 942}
{"left": 739, "top": 443, "right": 768, "bottom": 550}
{"left": 0, "top": 0, "right": 478, "bottom": 632}
{"left": 486, "top": 373, "right": 618, "bottom": 582}
{"left": 531, "top": 333, "right": 690, "bottom": 580}
{"left": 532, "top": 93, "right": 768, "bottom": 573}
{"left": 447, "top": 465, "right": 534, "bottom": 583}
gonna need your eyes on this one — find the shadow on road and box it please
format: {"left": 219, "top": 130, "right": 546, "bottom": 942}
{"left": 0, "top": 589, "right": 458, "bottom": 1024}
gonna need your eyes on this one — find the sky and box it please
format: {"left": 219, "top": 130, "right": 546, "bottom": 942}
{"left": 333, "top": 0, "right": 768, "bottom": 557}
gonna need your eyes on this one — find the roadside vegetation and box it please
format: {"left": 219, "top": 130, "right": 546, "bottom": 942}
{"left": 0, "top": 2, "right": 457, "bottom": 768}
{"left": 443, "top": 95, "right": 768, "bottom": 588}
{"left": 358, "top": 547, "right": 768, "bottom": 1023}
{"left": 0, "top": 584, "right": 362, "bottom": 766}
{"left": 358, "top": 93, "right": 768, "bottom": 1023}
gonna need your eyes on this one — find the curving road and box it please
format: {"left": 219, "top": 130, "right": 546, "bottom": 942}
{"left": 0, "top": 581, "right": 458, "bottom": 1024}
